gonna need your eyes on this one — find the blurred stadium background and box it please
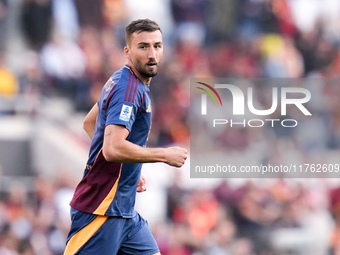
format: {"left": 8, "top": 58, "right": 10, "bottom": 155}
{"left": 1, "top": 0, "right": 340, "bottom": 254}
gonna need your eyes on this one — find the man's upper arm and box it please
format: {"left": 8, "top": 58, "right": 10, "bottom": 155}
{"left": 102, "top": 124, "right": 130, "bottom": 160}
{"left": 103, "top": 76, "right": 141, "bottom": 156}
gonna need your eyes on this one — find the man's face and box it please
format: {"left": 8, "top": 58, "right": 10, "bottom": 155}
{"left": 125, "top": 30, "right": 163, "bottom": 80}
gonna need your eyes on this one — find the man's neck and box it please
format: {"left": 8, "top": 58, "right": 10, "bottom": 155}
{"left": 127, "top": 64, "right": 151, "bottom": 85}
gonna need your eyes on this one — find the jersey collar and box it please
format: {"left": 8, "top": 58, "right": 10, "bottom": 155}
{"left": 124, "top": 65, "right": 145, "bottom": 84}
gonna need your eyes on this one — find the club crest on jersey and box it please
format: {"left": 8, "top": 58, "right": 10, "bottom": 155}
{"left": 120, "top": 104, "right": 133, "bottom": 121}
{"left": 146, "top": 102, "right": 151, "bottom": 113}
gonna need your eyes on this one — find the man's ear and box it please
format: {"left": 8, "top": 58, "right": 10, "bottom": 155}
{"left": 124, "top": 46, "right": 130, "bottom": 59}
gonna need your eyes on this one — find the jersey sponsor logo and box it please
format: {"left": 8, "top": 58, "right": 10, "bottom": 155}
{"left": 120, "top": 104, "right": 133, "bottom": 121}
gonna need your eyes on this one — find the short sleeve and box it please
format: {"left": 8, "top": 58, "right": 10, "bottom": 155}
{"left": 105, "top": 82, "right": 140, "bottom": 132}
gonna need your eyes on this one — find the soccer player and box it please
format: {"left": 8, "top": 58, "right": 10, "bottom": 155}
{"left": 63, "top": 19, "right": 187, "bottom": 255}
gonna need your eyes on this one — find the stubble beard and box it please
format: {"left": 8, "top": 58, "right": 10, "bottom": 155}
{"left": 134, "top": 60, "right": 159, "bottom": 78}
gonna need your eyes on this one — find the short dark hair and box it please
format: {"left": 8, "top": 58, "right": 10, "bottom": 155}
{"left": 125, "top": 19, "right": 162, "bottom": 46}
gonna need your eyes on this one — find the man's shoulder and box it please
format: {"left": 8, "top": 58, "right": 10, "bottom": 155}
{"left": 111, "top": 65, "right": 132, "bottom": 86}
{"left": 102, "top": 66, "right": 131, "bottom": 96}
{"left": 101, "top": 66, "right": 142, "bottom": 107}
{"left": 111, "top": 66, "right": 143, "bottom": 102}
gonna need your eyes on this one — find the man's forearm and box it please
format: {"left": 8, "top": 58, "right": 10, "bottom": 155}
{"left": 103, "top": 139, "right": 167, "bottom": 164}
{"left": 103, "top": 124, "right": 187, "bottom": 167}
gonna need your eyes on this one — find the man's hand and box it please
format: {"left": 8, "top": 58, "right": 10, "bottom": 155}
{"left": 164, "top": 146, "right": 188, "bottom": 167}
{"left": 137, "top": 174, "right": 147, "bottom": 192}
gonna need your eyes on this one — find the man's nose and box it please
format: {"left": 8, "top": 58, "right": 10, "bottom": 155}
{"left": 148, "top": 47, "right": 156, "bottom": 59}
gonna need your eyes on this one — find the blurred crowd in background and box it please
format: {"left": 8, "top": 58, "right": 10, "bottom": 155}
{"left": 1, "top": 0, "right": 340, "bottom": 254}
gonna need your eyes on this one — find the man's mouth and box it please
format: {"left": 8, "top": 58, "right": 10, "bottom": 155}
{"left": 147, "top": 62, "right": 157, "bottom": 67}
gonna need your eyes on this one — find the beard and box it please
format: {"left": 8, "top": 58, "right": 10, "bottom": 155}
{"left": 134, "top": 59, "right": 159, "bottom": 78}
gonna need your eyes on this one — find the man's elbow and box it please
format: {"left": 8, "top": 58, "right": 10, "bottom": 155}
{"left": 83, "top": 119, "right": 90, "bottom": 132}
{"left": 102, "top": 147, "right": 121, "bottom": 162}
